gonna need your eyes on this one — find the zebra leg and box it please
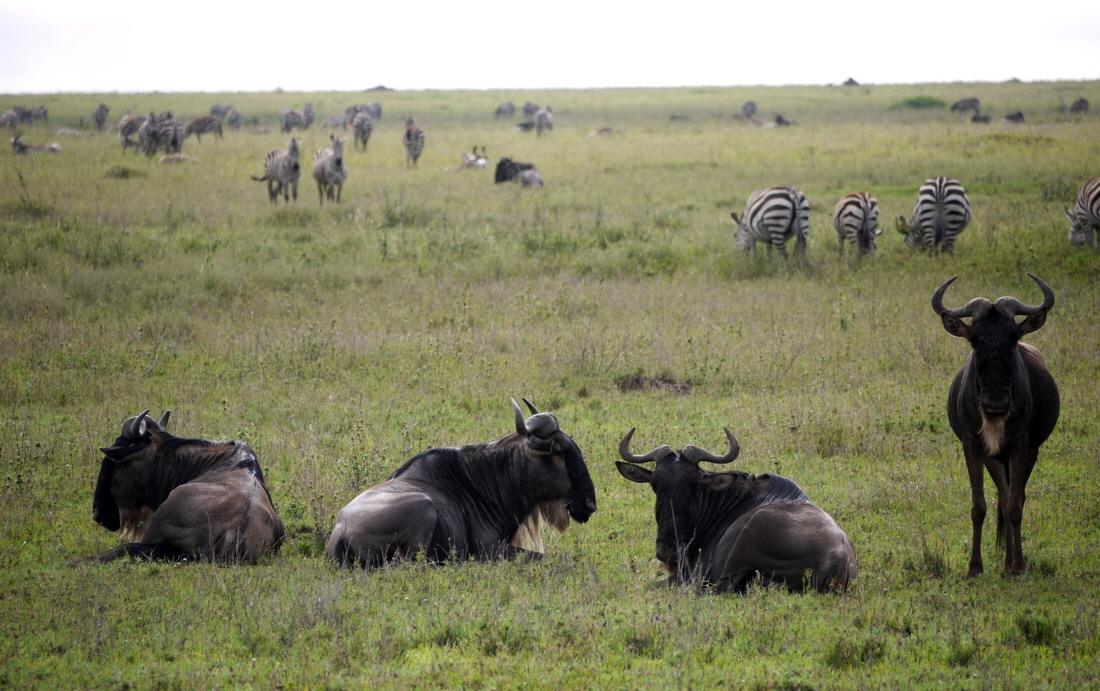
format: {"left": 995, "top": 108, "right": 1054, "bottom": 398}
{"left": 317, "top": 180, "right": 325, "bottom": 206}
{"left": 291, "top": 179, "right": 298, "bottom": 202}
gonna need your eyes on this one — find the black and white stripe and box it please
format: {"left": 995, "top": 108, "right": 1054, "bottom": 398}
{"left": 252, "top": 139, "right": 301, "bottom": 204}
{"left": 897, "top": 177, "right": 971, "bottom": 254}
{"left": 93, "top": 103, "right": 110, "bottom": 131}
{"left": 0, "top": 110, "right": 16, "bottom": 128}
{"left": 312, "top": 135, "right": 348, "bottom": 205}
{"left": 184, "top": 115, "right": 223, "bottom": 141}
{"left": 403, "top": 116, "right": 425, "bottom": 168}
{"left": 833, "top": 191, "right": 881, "bottom": 257}
{"left": 225, "top": 108, "right": 242, "bottom": 129}
{"left": 1066, "top": 176, "right": 1100, "bottom": 248}
{"left": 345, "top": 103, "right": 382, "bottom": 122}
{"left": 321, "top": 113, "right": 348, "bottom": 129}
{"left": 351, "top": 111, "right": 373, "bottom": 151}
{"left": 730, "top": 186, "right": 810, "bottom": 258}
{"left": 279, "top": 102, "right": 314, "bottom": 133}
{"left": 11, "top": 135, "right": 61, "bottom": 154}
{"left": 535, "top": 107, "right": 553, "bottom": 137}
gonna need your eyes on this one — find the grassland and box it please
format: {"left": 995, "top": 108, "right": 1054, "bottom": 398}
{"left": 1, "top": 80, "right": 1099, "bottom": 689}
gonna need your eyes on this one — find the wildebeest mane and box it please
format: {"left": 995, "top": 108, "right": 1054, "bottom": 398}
{"left": 749, "top": 473, "right": 808, "bottom": 508}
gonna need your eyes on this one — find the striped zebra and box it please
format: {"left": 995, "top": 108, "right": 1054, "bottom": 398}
{"left": 833, "top": 192, "right": 881, "bottom": 257}
{"left": 494, "top": 102, "right": 515, "bottom": 119}
{"left": 1065, "top": 176, "right": 1100, "bottom": 248}
{"left": 11, "top": 136, "right": 61, "bottom": 154}
{"left": 279, "top": 103, "right": 314, "bottom": 133}
{"left": 225, "top": 108, "right": 242, "bottom": 129}
{"left": 184, "top": 115, "right": 223, "bottom": 141}
{"left": 252, "top": 139, "right": 301, "bottom": 204}
{"left": 403, "top": 116, "right": 425, "bottom": 168}
{"left": 156, "top": 113, "right": 184, "bottom": 156}
{"left": 312, "top": 135, "right": 348, "bottom": 205}
{"left": 951, "top": 98, "right": 980, "bottom": 113}
{"left": 93, "top": 104, "right": 110, "bottom": 131}
{"left": 321, "top": 113, "right": 348, "bottom": 129}
{"left": 897, "top": 177, "right": 971, "bottom": 254}
{"left": 351, "top": 111, "right": 373, "bottom": 151}
{"left": 535, "top": 107, "right": 553, "bottom": 137}
{"left": 730, "top": 186, "right": 810, "bottom": 258}
{"left": 138, "top": 112, "right": 163, "bottom": 157}
{"left": 345, "top": 103, "right": 382, "bottom": 122}
{"left": 0, "top": 111, "right": 16, "bottom": 128}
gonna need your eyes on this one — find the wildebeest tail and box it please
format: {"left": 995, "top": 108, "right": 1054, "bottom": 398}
{"left": 100, "top": 542, "right": 191, "bottom": 563}
{"left": 811, "top": 555, "right": 854, "bottom": 593}
{"left": 330, "top": 536, "right": 354, "bottom": 567}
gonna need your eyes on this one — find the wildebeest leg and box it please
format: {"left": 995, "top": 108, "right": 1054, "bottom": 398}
{"left": 964, "top": 445, "right": 989, "bottom": 577}
{"left": 1003, "top": 445, "right": 1038, "bottom": 575}
{"left": 982, "top": 452, "right": 1011, "bottom": 571}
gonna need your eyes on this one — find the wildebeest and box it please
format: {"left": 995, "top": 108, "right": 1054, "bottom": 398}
{"left": 742, "top": 101, "right": 757, "bottom": 118}
{"left": 494, "top": 157, "right": 536, "bottom": 183}
{"left": 951, "top": 98, "right": 981, "bottom": 114}
{"left": 1069, "top": 97, "right": 1089, "bottom": 114}
{"left": 494, "top": 101, "right": 516, "bottom": 119}
{"left": 326, "top": 398, "right": 597, "bottom": 567}
{"left": 1002, "top": 110, "right": 1025, "bottom": 123}
{"left": 522, "top": 102, "right": 540, "bottom": 116}
{"left": 616, "top": 428, "right": 856, "bottom": 593}
{"left": 93, "top": 410, "right": 285, "bottom": 562}
{"left": 933, "top": 273, "right": 1059, "bottom": 577}
{"left": 971, "top": 113, "right": 991, "bottom": 124}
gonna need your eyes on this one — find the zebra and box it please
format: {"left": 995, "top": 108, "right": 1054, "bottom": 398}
{"left": 730, "top": 186, "right": 810, "bottom": 258}
{"left": 154, "top": 113, "right": 184, "bottom": 156}
{"left": 30, "top": 106, "right": 48, "bottom": 122}
{"left": 1070, "top": 97, "right": 1089, "bottom": 115}
{"left": 93, "top": 104, "right": 110, "bottom": 131}
{"left": 535, "top": 107, "right": 553, "bottom": 137}
{"left": 312, "top": 135, "right": 348, "bottom": 206}
{"left": 302, "top": 102, "right": 315, "bottom": 128}
{"left": 11, "top": 136, "right": 61, "bottom": 154}
{"left": 321, "top": 113, "right": 348, "bottom": 129}
{"left": 279, "top": 103, "right": 314, "bottom": 133}
{"left": 117, "top": 113, "right": 146, "bottom": 151}
{"left": 210, "top": 104, "right": 231, "bottom": 117}
{"left": 252, "top": 139, "right": 301, "bottom": 204}
{"left": 351, "top": 112, "right": 373, "bottom": 151}
{"left": 523, "top": 102, "right": 540, "bottom": 116}
{"left": 184, "top": 115, "right": 223, "bottom": 141}
{"left": 1065, "top": 176, "right": 1100, "bottom": 248}
{"left": 494, "top": 102, "right": 515, "bottom": 119}
{"left": 1002, "top": 110, "right": 1025, "bottom": 123}
{"left": 0, "top": 111, "right": 16, "bottom": 128}
{"left": 138, "top": 112, "right": 163, "bottom": 157}
{"left": 225, "top": 108, "right": 242, "bottom": 129}
{"left": 345, "top": 103, "right": 382, "bottom": 122}
{"left": 403, "top": 116, "right": 425, "bottom": 168}
{"left": 951, "top": 98, "right": 981, "bottom": 114}
{"left": 833, "top": 192, "right": 881, "bottom": 257}
{"left": 896, "top": 177, "right": 971, "bottom": 254}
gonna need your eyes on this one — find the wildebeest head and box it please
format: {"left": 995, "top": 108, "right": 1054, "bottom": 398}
{"left": 933, "top": 273, "right": 1054, "bottom": 419}
{"left": 616, "top": 427, "right": 747, "bottom": 570}
{"left": 93, "top": 409, "right": 171, "bottom": 532}
{"left": 509, "top": 398, "right": 597, "bottom": 524}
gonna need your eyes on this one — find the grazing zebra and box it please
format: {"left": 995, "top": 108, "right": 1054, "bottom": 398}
{"left": 897, "top": 177, "right": 971, "bottom": 254}
{"left": 351, "top": 111, "right": 373, "bottom": 151}
{"left": 833, "top": 192, "right": 881, "bottom": 257}
{"left": 742, "top": 101, "right": 757, "bottom": 118}
{"left": 225, "top": 108, "right": 242, "bottom": 129}
{"left": 210, "top": 104, "right": 231, "bottom": 117}
{"left": 730, "top": 186, "right": 810, "bottom": 258}
{"left": 321, "top": 113, "right": 348, "bottom": 129}
{"left": 93, "top": 104, "right": 109, "bottom": 131}
{"left": 346, "top": 103, "right": 382, "bottom": 122}
{"left": 252, "top": 139, "right": 301, "bottom": 204}
{"left": 279, "top": 103, "right": 313, "bottom": 133}
{"left": 495, "top": 102, "right": 516, "bottom": 119}
{"left": 302, "top": 102, "right": 315, "bottom": 128}
{"left": 312, "top": 135, "right": 348, "bottom": 206}
{"left": 184, "top": 115, "right": 223, "bottom": 141}
{"left": 30, "top": 106, "right": 48, "bottom": 122}
{"left": 1002, "top": 110, "right": 1025, "bottom": 123}
{"left": 403, "top": 116, "right": 425, "bottom": 168}
{"left": 11, "top": 136, "right": 61, "bottom": 154}
{"left": 157, "top": 114, "right": 185, "bottom": 156}
{"left": 1065, "top": 176, "right": 1100, "bottom": 248}
{"left": 1070, "top": 97, "right": 1089, "bottom": 115}
{"left": 138, "top": 113, "right": 162, "bottom": 157}
{"left": 0, "top": 111, "right": 16, "bottom": 128}
{"left": 951, "top": 98, "right": 981, "bottom": 113}
{"left": 535, "top": 107, "right": 553, "bottom": 137}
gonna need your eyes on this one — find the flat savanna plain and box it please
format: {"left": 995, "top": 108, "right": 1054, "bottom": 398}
{"left": 1, "top": 82, "right": 1099, "bottom": 689}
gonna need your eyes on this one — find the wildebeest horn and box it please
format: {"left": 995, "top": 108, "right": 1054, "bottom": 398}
{"left": 993, "top": 272, "right": 1056, "bottom": 317}
{"left": 522, "top": 397, "right": 540, "bottom": 415}
{"left": 149, "top": 410, "right": 170, "bottom": 431}
{"left": 680, "top": 427, "right": 741, "bottom": 465}
{"left": 511, "top": 398, "right": 527, "bottom": 435}
{"left": 618, "top": 427, "right": 673, "bottom": 464}
{"left": 931, "top": 276, "right": 992, "bottom": 320}
{"left": 122, "top": 409, "right": 151, "bottom": 440}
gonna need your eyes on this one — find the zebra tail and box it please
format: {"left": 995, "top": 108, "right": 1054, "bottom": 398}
{"left": 251, "top": 174, "right": 267, "bottom": 182}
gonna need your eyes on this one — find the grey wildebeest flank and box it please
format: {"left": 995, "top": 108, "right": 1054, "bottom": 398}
{"left": 326, "top": 398, "right": 598, "bottom": 567}
{"left": 933, "top": 274, "right": 1059, "bottom": 577}
{"left": 616, "top": 428, "right": 856, "bottom": 593}
{"left": 93, "top": 410, "right": 285, "bottom": 563}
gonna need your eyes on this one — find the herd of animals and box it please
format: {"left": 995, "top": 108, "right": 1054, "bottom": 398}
{"left": 4, "top": 96, "right": 1098, "bottom": 250}
{"left": 93, "top": 270, "right": 1058, "bottom": 592}
{"left": 0, "top": 89, "right": 1084, "bottom": 592}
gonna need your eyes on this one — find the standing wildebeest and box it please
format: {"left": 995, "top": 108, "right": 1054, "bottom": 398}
{"left": 93, "top": 410, "right": 285, "bottom": 562}
{"left": 93, "top": 103, "right": 110, "bottom": 131}
{"left": 951, "top": 98, "right": 981, "bottom": 114}
{"left": 1069, "top": 97, "right": 1089, "bottom": 114}
{"left": 326, "top": 399, "right": 598, "bottom": 567}
{"left": 494, "top": 101, "right": 516, "bottom": 119}
{"left": 616, "top": 428, "right": 856, "bottom": 593}
{"left": 742, "top": 101, "right": 757, "bottom": 118}
{"left": 933, "top": 273, "right": 1059, "bottom": 577}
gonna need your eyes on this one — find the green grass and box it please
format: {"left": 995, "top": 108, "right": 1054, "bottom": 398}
{"left": 1, "top": 80, "right": 1099, "bottom": 689}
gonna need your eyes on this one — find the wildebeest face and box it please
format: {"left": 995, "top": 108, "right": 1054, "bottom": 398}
{"left": 512, "top": 399, "right": 597, "bottom": 523}
{"left": 93, "top": 410, "right": 169, "bottom": 531}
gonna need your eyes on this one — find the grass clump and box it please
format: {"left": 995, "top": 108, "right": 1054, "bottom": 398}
{"left": 104, "top": 165, "right": 146, "bottom": 179}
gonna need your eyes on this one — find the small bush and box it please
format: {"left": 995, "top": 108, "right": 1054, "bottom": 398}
{"left": 889, "top": 96, "right": 947, "bottom": 110}
{"left": 1017, "top": 610, "right": 1061, "bottom": 646}
{"left": 825, "top": 636, "right": 885, "bottom": 668}
{"left": 104, "top": 165, "right": 146, "bottom": 179}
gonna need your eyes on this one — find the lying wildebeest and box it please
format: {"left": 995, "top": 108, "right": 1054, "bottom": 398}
{"left": 1002, "top": 110, "right": 1025, "bottom": 123}
{"left": 933, "top": 273, "right": 1059, "bottom": 576}
{"left": 494, "top": 157, "right": 536, "bottom": 183}
{"left": 93, "top": 410, "right": 285, "bottom": 562}
{"left": 616, "top": 428, "right": 856, "bottom": 593}
{"left": 326, "top": 399, "right": 597, "bottom": 567}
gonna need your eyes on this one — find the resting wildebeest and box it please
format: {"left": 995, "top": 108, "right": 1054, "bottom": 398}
{"left": 93, "top": 410, "right": 285, "bottom": 562}
{"left": 494, "top": 157, "right": 536, "bottom": 183}
{"left": 326, "top": 399, "right": 597, "bottom": 567}
{"left": 616, "top": 428, "right": 856, "bottom": 593}
{"left": 933, "top": 273, "right": 1059, "bottom": 576}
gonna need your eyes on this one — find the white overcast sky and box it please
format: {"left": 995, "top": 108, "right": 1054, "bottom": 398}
{"left": 1, "top": 0, "right": 1098, "bottom": 93}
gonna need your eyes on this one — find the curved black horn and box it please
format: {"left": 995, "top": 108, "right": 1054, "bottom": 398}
{"left": 522, "top": 397, "right": 539, "bottom": 415}
{"left": 618, "top": 428, "right": 673, "bottom": 464}
{"left": 994, "top": 272, "right": 1056, "bottom": 317}
{"left": 932, "top": 276, "right": 992, "bottom": 320}
{"left": 680, "top": 427, "right": 741, "bottom": 465}
{"left": 122, "top": 409, "right": 151, "bottom": 440}
{"left": 511, "top": 398, "right": 526, "bottom": 435}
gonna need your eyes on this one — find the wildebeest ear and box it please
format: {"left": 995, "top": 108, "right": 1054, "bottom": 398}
{"left": 99, "top": 446, "right": 132, "bottom": 462}
{"left": 939, "top": 313, "right": 969, "bottom": 338}
{"left": 1018, "top": 307, "right": 1048, "bottom": 335}
{"left": 701, "top": 472, "right": 738, "bottom": 491}
{"left": 157, "top": 410, "right": 170, "bottom": 430}
{"left": 615, "top": 461, "right": 652, "bottom": 484}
